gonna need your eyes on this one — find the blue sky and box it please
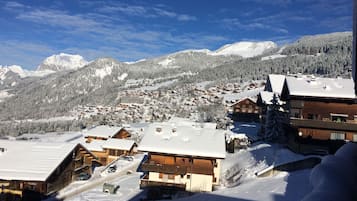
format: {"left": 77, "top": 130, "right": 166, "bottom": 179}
{"left": 0, "top": 0, "right": 352, "bottom": 70}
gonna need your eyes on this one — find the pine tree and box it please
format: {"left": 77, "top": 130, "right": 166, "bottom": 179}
{"left": 264, "top": 94, "right": 287, "bottom": 141}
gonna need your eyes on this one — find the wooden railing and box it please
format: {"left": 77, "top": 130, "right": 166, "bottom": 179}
{"left": 141, "top": 160, "right": 214, "bottom": 176}
{"left": 290, "top": 118, "right": 357, "bottom": 132}
{"left": 141, "top": 161, "right": 187, "bottom": 175}
{"left": 140, "top": 179, "right": 186, "bottom": 190}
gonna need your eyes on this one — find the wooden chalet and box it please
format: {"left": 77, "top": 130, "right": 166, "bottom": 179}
{"left": 84, "top": 138, "right": 137, "bottom": 165}
{"left": 231, "top": 97, "right": 260, "bottom": 122}
{"left": 138, "top": 121, "right": 226, "bottom": 192}
{"left": 0, "top": 140, "right": 96, "bottom": 201}
{"left": 83, "top": 125, "right": 130, "bottom": 142}
{"left": 281, "top": 75, "right": 357, "bottom": 154}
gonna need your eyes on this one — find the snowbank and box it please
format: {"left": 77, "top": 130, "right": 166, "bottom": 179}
{"left": 302, "top": 143, "right": 357, "bottom": 201}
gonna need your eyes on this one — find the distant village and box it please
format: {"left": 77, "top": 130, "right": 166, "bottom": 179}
{"left": 71, "top": 80, "right": 263, "bottom": 124}
{"left": 1, "top": 71, "right": 357, "bottom": 201}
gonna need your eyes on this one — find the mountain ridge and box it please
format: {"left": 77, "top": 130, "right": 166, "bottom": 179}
{"left": 0, "top": 31, "right": 352, "bottom": 122}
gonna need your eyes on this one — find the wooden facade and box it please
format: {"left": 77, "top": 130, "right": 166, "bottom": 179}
{"left": 231, "top": 98, "right": 260, "bottom": 122}
{"left": 0, "top": 144, "right": 95, "bottom": 201}
{"left": 86, "top": 141, "right": 137, "bottom": 165}
{"left": 280, "top": 87, "right": 357, "bottom": 154}
{"left": 85, "top": 128, "right": 130, "bottom": 143}
{"left": 112, "top": 129, "right": 131, "bottom": 139}
{"left": 287, "top": 98, "right": 357, "bottom": 141}
{"left": 140, "top": 153, "right": 221, "bottom": 192}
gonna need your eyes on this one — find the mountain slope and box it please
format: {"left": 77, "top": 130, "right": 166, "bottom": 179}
{"left": 210, "top": 41, "right": 277, "bottom": 57}
{"left": 0, "top": 32, "right": 352, "bottom": 121}
{"left": 37, "top": 53, "right": 88, "bottom": 72}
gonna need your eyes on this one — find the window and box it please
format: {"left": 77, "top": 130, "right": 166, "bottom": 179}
{"left": 109, "top": 149, "right": 116, "bottom": 156}
{"left": 307, "top": 114, "right": 319, "bottom": 120}
{"left": 213, "top": 160, "right": 218, "bottom": 168}
{"left": 330, "top": 132, "right": 345, "bottom": 140}
{"left": 168, "top": 174, "right": 175, "bottom": 180}
{"left": 331, "top": 114, "right": 348, "bottom": 122}
{"left": 307, "top": 114, "right": 314, "bottom": 120}
{"left": 353, "top": 134, "right": 357, "bottom": 142}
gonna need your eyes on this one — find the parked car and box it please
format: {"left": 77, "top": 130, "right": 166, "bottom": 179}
{"left": 107, "top": 165, "right": 117, "bottom": 173}
{"left": 122, "top": 156, "right": 134, "bottom": 161}
{"left": 77, "top": 172, "right": 91, "bottom": 181}
{"left": 103, "top": 183, "right": 120, "bottom": 194}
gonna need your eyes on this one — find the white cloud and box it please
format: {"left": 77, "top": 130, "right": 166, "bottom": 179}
{"left": 222, "top": 18, "right": 288, "bottom": 34}
{"left": 97, "top": 3, "right": 197, "bottom": 22}
{"left": 4, "top": 1, "right": 26, "bottom": 10}
{"left": 177, "top": 14, "right": 197, "bottom": 21}
{"left": 98, "top": 5, "right": 148, "bottom": 16}
{"left": 0, "top": 40, "right": 55, "bottom": 69}
{"left": 1, "top": 2, "right": 224, "bottom": 69}
{"left": 17, "top": 9, "right": 101, "bottom": 31}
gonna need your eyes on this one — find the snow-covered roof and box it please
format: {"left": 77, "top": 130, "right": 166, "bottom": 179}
{"left": 102, "top": 138, "right": 136, "bottom": 151}
{"left": 168, "top": 117, "right": 217, "bottom": 129}
{"left": 138, "top": 121, "right": 226, "bottom": 159}
{"left": 0, "top": 140, "right": 78, "bottom": 181}
{"left": 83, "top": 138, "right": 136, "bottom": 152}
{"left": 83, "top": 125, "right": 123, "bottom": 138}
{"left": 230, "top": 97, "right": 257, "bottom": 107}
{"left": 259, "top": 91, "right": 284, "bottom": 105}
{"left": 267, "top": 74, "right": 285, "bottom": 94}
{"left": 285, "top": 76, "right": 356, "bottom": 99}
{"left": 82, "top": 140, "right": 106, "bottom": 152}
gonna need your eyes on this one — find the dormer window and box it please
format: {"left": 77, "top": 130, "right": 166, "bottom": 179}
{"left": 330, "top": 113, "right": 348, "bottom": 122}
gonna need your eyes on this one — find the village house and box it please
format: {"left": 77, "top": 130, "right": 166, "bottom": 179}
{"left": 281, "top": 75, "right": 357, "bottom": 154}
{"left": 138, "top": 120, "right": 226, "bottom": 193}
{"left": 83, "top": 138, "right": 137, "bottom": 165}
{"left": 231, "top": 97, "right": 260, "bottom": 122}
{"left": 83, "top": 125, "right": 130, "bottom": 142}
{"left": 0, "top": 140, "right": 95, "bottom": 201}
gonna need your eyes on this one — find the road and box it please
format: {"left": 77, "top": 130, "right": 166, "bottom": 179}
{"left": 56, "top": 160, "right": 141, "bottom": 200}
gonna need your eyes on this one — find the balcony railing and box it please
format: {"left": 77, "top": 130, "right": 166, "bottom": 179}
{"left": 141, "top": 161, "right": 187, "bottom": 175}
{"left": 290, "top": 118, "right": 357, "bottom": 132}
{"left": 140, "top": 160, "right": 214, "bottom": 175}
{"left": 140, "top": 178, "right": 186, "bottom": 190}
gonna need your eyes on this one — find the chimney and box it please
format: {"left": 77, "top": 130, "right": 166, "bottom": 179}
{"left": 353, "top": 0, "right": 357, "bottom": 95}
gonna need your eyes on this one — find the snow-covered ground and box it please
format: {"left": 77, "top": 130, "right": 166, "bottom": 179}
{"left": 61, "top": 154, "right": 145, "bottom": 201}
{"left": 182, "top": 169, "right": 311, "bottom": 201}
{"left": 14, "top": 121, "right": 314, "bottom": 201}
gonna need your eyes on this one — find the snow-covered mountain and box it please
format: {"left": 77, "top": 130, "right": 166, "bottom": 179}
{"left": 0, "top": 65, "right": 54, "bottom": 89}
{"left": 210, "top": 41, "right": 277, "bottom": 57}
{"left": 1, "top": 65, "right": 54, "bottom": 78}
{"left": 37, "top": 53, "right": 88, "bottom": 72}
{"left": 0, "top": 32, "right": 352, "bottom": 122}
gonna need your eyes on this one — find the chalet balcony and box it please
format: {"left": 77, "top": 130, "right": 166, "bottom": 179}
{"left": 141, "top": 160, "right": 187, "bottom": 175}
{"left": 74, "top": 164, "right": 91, "bottom": 172}
{"left": 290, "top": 118, "right": 357, "bottom": 132}
{"left": 140, "top": 177, "right": 186, "bottom": 190}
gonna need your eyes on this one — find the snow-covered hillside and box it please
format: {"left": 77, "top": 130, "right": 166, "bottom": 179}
{"left": 0, "top": 65, "right": 54, "bottom": 79}
{"left": 37, "top": 53, "right": 88, "bottom": 72}
{"left": 211, "top": 41, "right": 277, "bottom": 57}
